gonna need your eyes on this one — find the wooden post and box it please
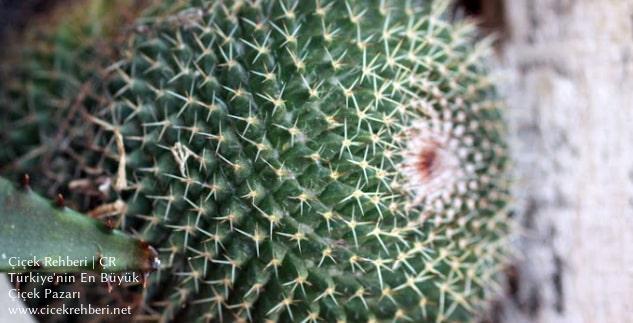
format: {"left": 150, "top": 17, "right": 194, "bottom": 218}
{"left": 492, "top": 0, "right": 633, "bottom": 321}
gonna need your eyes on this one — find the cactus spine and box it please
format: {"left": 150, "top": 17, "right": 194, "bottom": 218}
{"left": 1, "top": 0, "right": 510, "bottom": 322}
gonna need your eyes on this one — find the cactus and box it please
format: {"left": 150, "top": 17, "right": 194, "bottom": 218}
{"left": 0, "top": 175, "right": 159, "bottom": 273}
{"left": 1, "top": 0, "right": 510, "bottom": 322}
{"left": 0, "top": 0, "right": 147, "bottom": 198}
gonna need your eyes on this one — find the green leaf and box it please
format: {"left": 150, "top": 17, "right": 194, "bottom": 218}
{"left": 0, "top": 176, "right": 158, "bottom": 273}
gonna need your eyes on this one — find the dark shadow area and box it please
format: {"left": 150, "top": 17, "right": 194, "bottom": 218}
{"left": 455, "top": 0, "right": 507, "bottom": 43}
{"left": 0, "top": 0, "right": 66, "bottom": 40}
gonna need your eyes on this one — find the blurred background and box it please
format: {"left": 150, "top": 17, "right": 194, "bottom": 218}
{"left": 1, "top": 0, "right": 632, "bottom": 322}
{"left": 0, "top": 0, "right": 63, "bottom": 37}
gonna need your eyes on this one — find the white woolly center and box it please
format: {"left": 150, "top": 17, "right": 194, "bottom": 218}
{"left": 400, "top": 114, "right": 463, "bottom": 207}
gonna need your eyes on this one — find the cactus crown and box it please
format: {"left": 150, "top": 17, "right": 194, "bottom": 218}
{"left": 1, "top": 0, "right": 510, "bottom": 322}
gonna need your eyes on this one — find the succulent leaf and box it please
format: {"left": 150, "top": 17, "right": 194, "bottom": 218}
{"left": 0, "top": 176, "right": 158, "bottom": 273}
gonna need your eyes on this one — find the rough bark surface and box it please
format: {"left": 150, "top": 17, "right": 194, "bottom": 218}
{"left": 494, "top": 0, "right": 633, "bottom": 322}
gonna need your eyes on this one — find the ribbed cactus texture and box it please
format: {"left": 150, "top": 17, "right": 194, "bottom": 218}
{"left": 0, "top": 0, "right": 142, "bottom": 197}
{"left": 96, "top": 0, "right": 511, "bottom": 321}
{"left": 1, "top": 0, "right": 510, "bottom": 322}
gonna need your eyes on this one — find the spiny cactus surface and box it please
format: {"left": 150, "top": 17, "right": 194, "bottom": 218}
{"left": 92, "top": 0, "right": 511, "bottom": 322}
{"left": 1, "top": 0, "right": 510, "bottom": 322}
{"left": 0, "top": 0, "right": 146, "bottom": 197}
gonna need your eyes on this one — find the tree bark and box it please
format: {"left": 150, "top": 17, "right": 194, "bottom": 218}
{"left": 494, "top": 0, "right": 633, "bottom": 322}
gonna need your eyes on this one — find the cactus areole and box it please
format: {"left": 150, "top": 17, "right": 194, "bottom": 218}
{"left": 1, "top": 0, "right": 510, "bottom": 322}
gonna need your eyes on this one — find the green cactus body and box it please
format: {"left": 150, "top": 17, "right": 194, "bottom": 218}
{"left": 96, "top": 0, "right": 511, "bottom": 321}
{"left": 1, "top": 0, "right": 510, "bottom": 322}
{"left": 0, "top": 0, "right": 145, "bottom": 195}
